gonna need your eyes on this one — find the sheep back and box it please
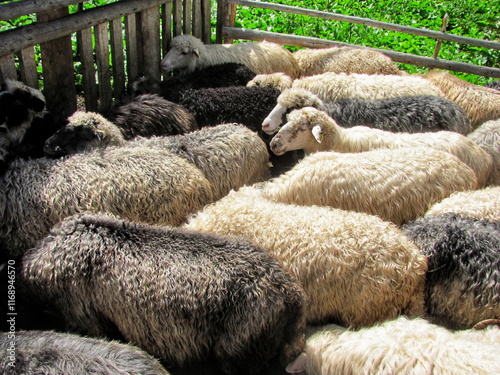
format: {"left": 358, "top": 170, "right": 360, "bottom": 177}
{"left": 293, "top": 46, "right": 404, "bottom": 77}
{"left": 425, "top": 186, "right": 500, "bottom": 222}
{"left": 0, "top": 330, "right": 170, "bottom": 375}
{"left": 185, "top": 186, "right": 427, "bottom": 327}
{"left": 262, "top": 148, "right": 478, "bottom": 225}
{"left": 21, "top": 212, "right": 306, "bottom": 375}
{"left": 401, "top": 213, "right": 500, "bottom": 329}
{"left": 0, "top": 146, "right": 213, "bottom": 258}
{"left": 467, "top": 118, "right": 500, "bottom": 186}
{"left": 286, "top": 316, "right": 500, "bottom": 375}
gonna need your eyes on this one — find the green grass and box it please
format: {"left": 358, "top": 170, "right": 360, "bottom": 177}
{"left": 232, "top": 0, "right": 500, "bottom": 84}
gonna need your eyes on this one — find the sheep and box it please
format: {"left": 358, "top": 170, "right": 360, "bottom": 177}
{"left": 467, "top": 118, "right": 500, "bottom": 186}
{"left": 161, "top": 34, "right": 301, "bottom": 79}
{"left": 21, "top": 212, "right": 306, "bottom": 375}
{"left": 44, "top": 95, "right": 198, "bottom": 158}
{"left": 261, "top": 73, "right": 444, "bottom": 132}
{"left": 0, "top": 330, "right": 170, "bottom": 375}
{"left": 0, "top": 145, "right": 214, "bottom": 259}
{"left": 293, "top": 46, "right": 405, "bottom": 77}
{"left": 486, "top": 79, "right": 500, "bottom": 91}
{"left": 132, "top": 62, "right": 257, "bottom": 103}
{"left": 246, "top": 72, "right": 294, "bottom": 91}
{"left": 285, "top": 316, "right": 500, "bottom": 375}
{"left": 124, "top": 123, "right": 272, "bottom": 200}
{"left": 422, "top": 69, "right": 500, "bottom": 130}
{"left": 0, "top": 79, "right": 47, "bottom": 172}
{"left": 185, "top": 185, "right": 427, "bottom": 328}
{"left": 401, "top": 213, "right": 500, "bottom": 330}
{"left": 425, "top": 186, "right": 500, "bottom": 222}
{"left": 323, "top": 95, "right": 471, "bottom": 135}
{"left": 261, "top": 147, "right": 478, "bottom": 226}
{"left": 269, "top": 107, "right": 492, "bottom": 187}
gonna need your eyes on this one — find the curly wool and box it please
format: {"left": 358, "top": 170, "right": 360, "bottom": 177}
{"left": 270, "top": 107, "right": 492, "bottom": 187}
{"left": 21, "top": 212, "right": 306, "bottom": 375}
{"left": 162, "top": 34, "right": 301, "bottom": 78}
{"left": 286, "top": 317, "right": 500, "bottom": 375}
{"left": 401, "top": 213, "right": 500, "bottom": 329}
{"left": 185, "top": 186, "right": 427, "bottom": 327}
{"left": 132, "top": 63, "right": 257, "bottom": 103}
{"left": 0, "top": 330, "right": 170, "bottom": 375}
{"left": 292, "top": 46, "right": 404, "bottom": 77}
{"left": 246, "top": 73, "right": 294, "bottom": 91}
{"left": 129, "top": 123, "right": 272, "bottom": 200}
{"left": 0, "top": 146, "right": 213, "bottom": 258}
{"left": 325, "top": 95, "right": 471, "bottom": 135}
{"left": 467, "top": 118, "right": 500, "bottom": 186}
{"left": 425, "top": 186, "right": 500, "bottom": 222}
{"left": 422, "top": 69, "right": 500, "bottom": 130}
{"left": 262, "top": 147, "right": 478, "bottom": 226}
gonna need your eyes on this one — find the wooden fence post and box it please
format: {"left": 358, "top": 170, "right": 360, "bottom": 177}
{"left": 37, "top": 7, "right": 77, "bottom": 117}
{"left": 433, "top": 13, "right": 449, "bottom": 59}
{"left": 216, "top": 0, "right": 236, "bottom": 44}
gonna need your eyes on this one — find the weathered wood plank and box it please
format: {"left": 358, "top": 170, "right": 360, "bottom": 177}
{"left": 0, "top": 0, "right": 83, "bottom": 21}
{"left": 0, "top": 54, "right": 18, "bottom": 83}
{"left": 110, "top": 18, "right": 126, "bottom": 100}
{"left": 183, "top": 0, "right": 192, "bottom": 35}
{"left": 192, "top": 0, "right": 202, "bottom": 39}
{"left": 124, "top": 13, "right": 139, "bottom": 84}
{"left": 94, "top": 22, "right": 113, "bottom": 112}
{"left": 161, "top": 3, "right": 172, "bottom": 56}
{"left": 38, "top": 7, "right": 77, "bottom": 117}
{"left": 0, "top": 0, "right": 172, "bottom": 58}
{"left": 141, "top": 6, "right": 161, "bottom": 82}
{"left": 223, "top": 27, "right": 500, "bottom": 79}
{"left": 202, "top": 0, "right": 211, "bottom": 44}
{"left": 77, "top": 27, "right": 98, "bottom": 112}
{"left": 17, "top": 47, "right": 38, "bottom": 89}
{"left": 172, "top": 0, "right": 182, "bottom": 37}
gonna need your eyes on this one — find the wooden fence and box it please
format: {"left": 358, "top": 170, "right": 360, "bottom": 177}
{"left": 0, "top": 0, "right": 211, "bottom": 116}
{"left": 217, "top": 0, "right": 500, "bottom": 79}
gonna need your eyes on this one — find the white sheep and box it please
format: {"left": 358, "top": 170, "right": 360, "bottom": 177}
{"left": 422, "top": 69, "right": 500, "bottom": 130}
{"left": 293, "top": 46, "right": 405, "bottom": 77}
{"left": 269, "top": 107, "right": 493, "bottom": 187}
{"left": 286, "top": 316, "right": 500, "bottom": 374}
{"left": 467, "top": 118, "right": 500, "bottom": 186}
{"left": 425, "top": 186, "right": 500, "bottom": 222}
{"left": 185, "top": 186, "right": 427, "bottom": 327}
{"left": 246, "top": 72, "right": 294, "bottom": 91}
{"left": 161, "top": 34, "right": 301, "bottom": 79}
{"left": 262, "top": 147, "right": 478, "bottom": 226}
{"left": 262, "top": 73, "right": 444, "bottom": 133}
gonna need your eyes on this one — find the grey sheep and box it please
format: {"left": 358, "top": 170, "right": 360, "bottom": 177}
{"left": 21, "top": 212, "right": 306, "bottom": 375}
{"left": 44, "top": 95, "right": 198, "bottom": 158}
{"left": 325, "top": 95, "right": 471, "bottom": 135}
{"left": 401, "top": 213, "right": 500, "bottom": 330}
{"left": 0, "top": 145, "right": 213, "bottom": 258}
{"left": 0, "top": 330, "right": 170, "bottom": 375}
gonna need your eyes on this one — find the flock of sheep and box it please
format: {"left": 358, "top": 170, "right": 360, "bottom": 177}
{"left": 1, "top": 33, "right": 500, "bottom": 375}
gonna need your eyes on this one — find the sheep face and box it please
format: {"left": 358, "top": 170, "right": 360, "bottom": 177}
{"left": 161, "top": 35, "right": 206, "bottom": 74}
{"left": 44, "top": 124, "right": 103, "bottom": 158}
{"left": 262, "top": 88, "right": 325, "bottom": 134}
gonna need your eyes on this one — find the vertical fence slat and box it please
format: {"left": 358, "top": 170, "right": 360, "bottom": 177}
{"left": 141, "top": 6, "right": 161, "bottom": 82}
{"left": 37, "top": 7, "right": 77, "bottom": 117}
{"left": 192, "top": 0, "right": 202, "bottom": 39}
{"left": 94, "top": 22, "right": 112, "bottom": 112}
{"left": 173, "top": 0, "right": 182, "bottom": 36}
{"left": 110, "top": 18, "right": 126, "bottom": 100}
{"left": 0, "top": 54, "right": 17, "bottom": 83}
{"left": 77, "top": 27, "right": 98, "bottom": 112}
{"left": 135, "top": 13, "right": 144, "bottom": 74}
{"left": 183, "top": 0, "right": 192, "bottom": 35}
{"left": 202, "top": 0, "right": 211, "bottom": 43}
{"left": 161, "top": 3, "right": 172, "bottom": 55}
{"left": 125, "top": 13, "right": 139, "bottom": 84}
{"left": 17, "top": 47, "right": 38, "bottom": 89}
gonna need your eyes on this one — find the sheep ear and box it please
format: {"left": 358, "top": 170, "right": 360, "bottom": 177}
{"left": 192, "top": 48, "right": 200, "bottom": 58}
{"left": 312, "top": 125, "right": 324, "bottom": 143}
{"left": 285, "top": 353, "right": 307, "bottom": 373}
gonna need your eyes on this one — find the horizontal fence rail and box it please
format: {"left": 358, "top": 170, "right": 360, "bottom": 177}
{"left": 218, "top": 0, "right": 500, "bottom": 79}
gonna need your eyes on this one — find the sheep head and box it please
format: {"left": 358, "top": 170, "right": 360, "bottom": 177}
{"left": 269, "top": 107, "right": 333, "bottom": 156}
{"left": 160, "top": 34, "right": 206, "bottom": 75}
{"left": 262, "top": 88, "right": 326, "bottom": 135}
